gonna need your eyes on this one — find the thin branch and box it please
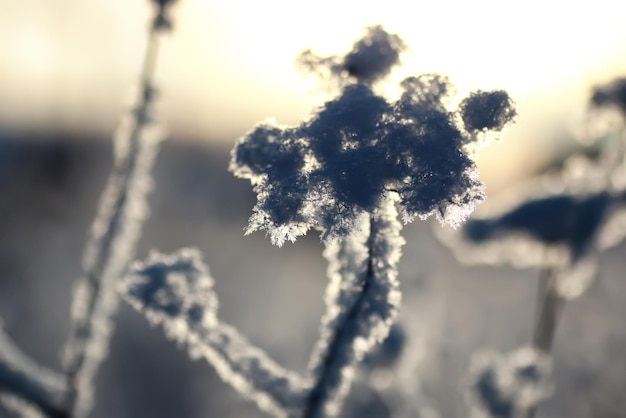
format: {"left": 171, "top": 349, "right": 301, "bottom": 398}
{"left": 302, "top": 196, "right": 403, "bottom": 418}
{"left": 525, "top": 268, "right": 564, "bottom": 418}
{"left": 302, "top": 218, "right": 376, "bottom": 418}
{"left": 0, "top": 328, "right": 67, "bottom": 417}
{"left": 63, "top": 13, "right": 167, "bottom": 418}
{"left": 532, "top": 268, "right": 563, "bottom": 354}
{"left": 120, "top": 248, "right": 307, "bottom": 418}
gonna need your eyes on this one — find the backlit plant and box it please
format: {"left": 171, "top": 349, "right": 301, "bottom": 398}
{"left": 121, "top": 25, "right": 515, "bottom": 418}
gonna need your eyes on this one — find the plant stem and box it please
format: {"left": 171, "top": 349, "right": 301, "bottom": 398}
{"left": 302, "top": 197, "right": 403, "bottom": 418}
{"left": 302, "top": 217, "right": 376, "bottom": 418}
{"left": 0, "top": 328, "right": 68, "bottom": 417}
{"left": 526, "top": 268, "right": 564, "bottom": 418}
{"left": 532, "top": 268, "right": 563, "bottom": 353}
{"left": 63, "top": 17, "right": 165, "bottom": 418}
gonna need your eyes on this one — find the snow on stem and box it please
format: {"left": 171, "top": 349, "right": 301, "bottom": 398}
{"left": 121, "top": 248, "right": 308, "bottom": 418}
{"left": 62, "top": 10, "right": 167, "bottom": 417}
{"left": 119, "top": 196, "right": 404, "bottom": 418}
{"left": 302, "top": 195, "right": 403, "bottom": 418}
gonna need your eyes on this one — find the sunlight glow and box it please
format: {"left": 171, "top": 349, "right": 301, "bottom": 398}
{"left": 1, "top": 0, "right": 625, "bottom": 161}
{"left": 168, "top": 0, "right": 626, "bottom": 143}
{"left": 7, "top": 26, "right": 57, "bottom": 75}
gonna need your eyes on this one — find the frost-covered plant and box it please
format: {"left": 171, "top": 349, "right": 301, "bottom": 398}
{"left": 467, "top": 347, "right": 552, "bottom": 418}
{"left": 441, "top": 77, "right": 626, "bottom": 306}
{"left": 443, "top": 171, "right": 626, "bottom": 301}
{"left": 123, "top": 248, "right": 308, "bottom": 416}
{"left": 0, "top": 1, "right": 174, "bottom": 416}
{"left": 120, "top": 25, "right": 515, "bottom": 418}
{"left": 62, "top": 2, "right": 175, "bottom": 415}
{"left": 440, "top": 76, "right": 626, "bottom": 417}
{"left": 232, "top": 27, "right": 515, "bottom": 245}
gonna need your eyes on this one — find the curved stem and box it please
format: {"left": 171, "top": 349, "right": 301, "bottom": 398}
{"left": 302, "top": 196, "right": 403, "bottom": 418}
{"left": 302, "top": 217, "right": 376, "bottom": 418}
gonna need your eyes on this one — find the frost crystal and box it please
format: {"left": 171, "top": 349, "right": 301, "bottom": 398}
{"left": 230, "top": 27, "right": 515, "bottom": 246}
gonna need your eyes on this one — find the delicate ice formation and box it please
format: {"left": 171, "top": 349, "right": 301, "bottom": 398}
{"left": 231, "top": 27, "right": 515, "bottom": 246}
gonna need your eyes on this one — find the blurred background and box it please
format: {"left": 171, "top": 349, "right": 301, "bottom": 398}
{"left": 1, "top": 0, "right": 626, "bottom": 417}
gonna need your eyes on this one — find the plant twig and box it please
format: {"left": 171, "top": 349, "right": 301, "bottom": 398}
{"left": 63, "top": 11, "right": 167, "bottom": 418}
{"left": 532, "top": 268, "right": 563, "bottom": 354}
{"left": 525, "top": 268, "right": 564, "bottom": 418}
{"left": 302, "top": 196, "right": 403, "bottom": 418}
{"left": 0, "top": 328, "right": 67, "bottom": 417}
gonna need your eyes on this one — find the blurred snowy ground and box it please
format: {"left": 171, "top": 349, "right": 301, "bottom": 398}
{"left": 0, "top": 132, "right": 624, "bottom": 417}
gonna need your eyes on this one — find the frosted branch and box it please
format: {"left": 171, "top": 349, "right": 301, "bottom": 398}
{"left": 231, "top": 27, "right": 515, "bottom": 245}
{"left": 441, "top": 171, "right": 626, "bottom": 300}
{"left": 302, "top": 195, "right": 404, "bottom": 418}
{"left": 0, "top": 327, "right": 67, "bottom": 417}
{"left": 119, "top": 25, "right": 515, "bottom": 418}
{"left": 120, "top": 201, "right": 405, "bottom": 418}
{"left": 63, "top": 8, "right": 168, "bottom": 416}
{"left": 120, "top": 248, "right": 308, "bottom": 417}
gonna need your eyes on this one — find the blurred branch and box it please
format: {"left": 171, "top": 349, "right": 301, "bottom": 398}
{"left": 532, "top": 268, "right": 564, "bottom": 353}
{"left": 62, "top": 4, "right": 170, "bottom": 417}
{"left": 0, "top": 327, "right": 67, "bottom": 417}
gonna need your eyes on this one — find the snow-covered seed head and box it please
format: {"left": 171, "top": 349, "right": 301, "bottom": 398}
{"left": 297, "top": 25, "right": 406, "bottom": 86}
{"left": 231, "top": 27, "right": 515, "bottom": 246}
{"left": 460, "top": 90, "right": 517, "bottom": 133}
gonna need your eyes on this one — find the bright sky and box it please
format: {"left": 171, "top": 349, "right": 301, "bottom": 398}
{"left": 1, "top": 0, "right": 626, "bottom": 186}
